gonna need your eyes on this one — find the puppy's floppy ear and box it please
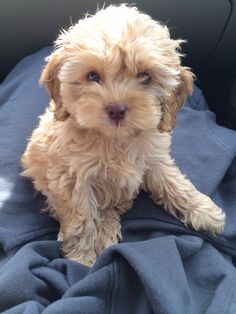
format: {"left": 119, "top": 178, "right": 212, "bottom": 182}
{"left": 40, "top": 52, "right": 69, "bottom": 121}
{"left": 158, "top": 66, "right": 194, "bottom": 133}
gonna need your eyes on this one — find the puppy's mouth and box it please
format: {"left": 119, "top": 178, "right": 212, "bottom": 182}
{"left": 110, "top": 118, "right": 126, "bottom": 127}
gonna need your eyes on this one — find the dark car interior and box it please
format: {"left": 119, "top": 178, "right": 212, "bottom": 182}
{"left": 1, "top": 0, "right": 236, "bottom": 129}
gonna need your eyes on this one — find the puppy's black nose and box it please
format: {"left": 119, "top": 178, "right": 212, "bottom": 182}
{"left": 106, "top": 103, "right": 128, "bottom": 122}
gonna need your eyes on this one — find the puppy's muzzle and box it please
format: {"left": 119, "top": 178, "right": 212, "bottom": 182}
{"left": 106, "top": 103, "right": 128, "bottom": 125}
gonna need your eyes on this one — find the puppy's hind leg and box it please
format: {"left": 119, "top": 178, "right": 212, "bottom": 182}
{"left": 144, "top": 136, "right": 225, "bottom": 235}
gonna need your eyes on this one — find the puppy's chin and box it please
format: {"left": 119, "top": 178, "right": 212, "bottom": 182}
{"left": 94, "top": 124, "right": 142, "bottom": 139}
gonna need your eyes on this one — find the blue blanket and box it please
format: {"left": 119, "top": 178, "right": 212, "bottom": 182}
{"left": 1, "top": 47, "right": 236, "bottom": 314}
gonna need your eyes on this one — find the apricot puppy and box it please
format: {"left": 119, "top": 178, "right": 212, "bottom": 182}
{"left": 21, "top": 5, "right": 225, "bottom": 265}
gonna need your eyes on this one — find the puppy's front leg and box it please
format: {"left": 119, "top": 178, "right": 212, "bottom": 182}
{"left": 144, "top": 134, "right": 225, "bottom": 235}
{"left": 59, "top": 217, "right": 97, "bottom": 266}
{"left": 58, "top": 185, "right": 121, "bottom": 265}
{"left": 59, "top": 211, "right": 120, "bottom": 266}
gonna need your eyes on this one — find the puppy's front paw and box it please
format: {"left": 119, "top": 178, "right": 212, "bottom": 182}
{"left": 187, "top": 196, "right": 225, "bottom": 235}
{"left": 60, "top": 241, "right": 97, "bottom": 266}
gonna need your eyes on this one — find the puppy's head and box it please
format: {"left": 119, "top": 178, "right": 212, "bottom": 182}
{"left": 41, "top": 4, "right": 194, "bottom": 137}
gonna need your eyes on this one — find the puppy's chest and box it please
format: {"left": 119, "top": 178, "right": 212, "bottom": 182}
{"left": 49, "top": 131, "right": 162, "bottom": 208}
{"left": 94, "top": 144, "right": 148, "bottom": 207}
{"left": 67, "top": 139, "right": 149, "bottom": 200}
{"left": 82, "top": 141, "right": 147, "bottom": 185}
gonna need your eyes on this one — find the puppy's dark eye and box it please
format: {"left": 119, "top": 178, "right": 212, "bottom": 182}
{"left": 137, "top": 72, "right": 151, "bottom": 85}
{"left": 87, "top": 72, "right": 101, "bottom": 83}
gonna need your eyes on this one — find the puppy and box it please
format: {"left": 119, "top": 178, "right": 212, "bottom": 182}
{"left": 21, "top": 4, "right": 225, "bottom": 265}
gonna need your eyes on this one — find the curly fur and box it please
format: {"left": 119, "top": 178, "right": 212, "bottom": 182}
{"left": 21, "top": 4, "right": 225, "bottom": 265}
